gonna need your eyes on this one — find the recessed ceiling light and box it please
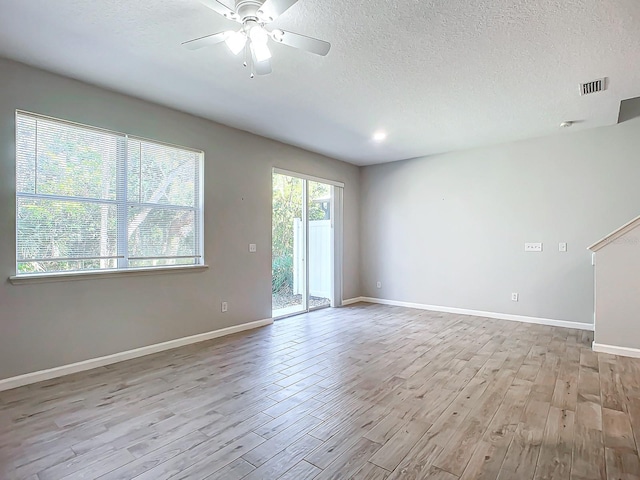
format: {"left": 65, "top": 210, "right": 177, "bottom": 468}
{"left": 372, "top": 131, "right": 387, "bottom": 142}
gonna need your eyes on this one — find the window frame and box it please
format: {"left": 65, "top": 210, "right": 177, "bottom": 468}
{"left": 12, "top": 110, "right": 206, "bottom": 281}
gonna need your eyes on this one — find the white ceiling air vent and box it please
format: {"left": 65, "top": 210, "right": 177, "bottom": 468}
{"left": 580, "top": 78, "right": 606, "bottom": 96}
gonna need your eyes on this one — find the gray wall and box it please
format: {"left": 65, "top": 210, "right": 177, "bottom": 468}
{"left": 0, "top": 58, "right": 360, "bottom": 380}
{"left": 360, "top": 116, "right": 640, "bottom": 325}
{"left": 593, "top": 225, "right": 640, "bottom": 349}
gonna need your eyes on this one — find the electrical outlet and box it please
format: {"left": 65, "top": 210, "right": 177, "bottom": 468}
{"left": 525, "top": 243, "right": 543, "bottom": 252}
{"left": 376, "top": 281, "right": 382, "bottom": 289}
{"left": 221, "top": 302, "right": 228, "bottom": 313}
{"left": 511, "top": 293, "right": 519, "bottom": 302}
{"left": 249, "top": 244, "right": 257, "bottom": 253}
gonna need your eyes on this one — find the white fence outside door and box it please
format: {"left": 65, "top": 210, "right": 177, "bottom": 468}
{"left": 293, "top": 218, "right": 332, "bottom": 300}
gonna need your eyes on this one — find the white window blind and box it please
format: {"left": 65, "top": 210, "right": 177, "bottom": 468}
{"left": 15, "top": 111, "right": 203, "bottom": 275}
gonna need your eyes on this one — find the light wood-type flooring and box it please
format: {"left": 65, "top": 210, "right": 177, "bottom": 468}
{"left": 1, "top": 302, "right": 640, "bottom": 479}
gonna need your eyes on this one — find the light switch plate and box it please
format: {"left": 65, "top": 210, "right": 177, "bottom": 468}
{"left": 559, "top": 242, "right": 567, "bottom": 252}
{"left": 249, "top": 244, "right": 257, "bottom": 253}
{"left": 525, "top": 243, "right": 543, "bottom": 252}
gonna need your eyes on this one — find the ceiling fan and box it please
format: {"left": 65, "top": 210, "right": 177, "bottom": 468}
{"left": 183, "top": 0, "right": 331, "bottom": 77}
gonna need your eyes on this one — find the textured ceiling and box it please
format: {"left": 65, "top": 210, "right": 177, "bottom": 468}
{"left": 0, "top": 0, "right": 639, "bottom": 165}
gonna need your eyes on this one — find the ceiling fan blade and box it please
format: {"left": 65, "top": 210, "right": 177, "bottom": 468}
{"left": 199, "top": 0, "right": 238, "bottom": 21}
{"left": 258, "top": 0, "right": 298, "bottom": 21}
{"left": 272, "top": 29, "right": 331, "bottom": 56}
{"left": 182, "top": 31, "right": 228, "bottom": 50}
{"left": 251, "top": 47, "right": 273, "bottom": 75}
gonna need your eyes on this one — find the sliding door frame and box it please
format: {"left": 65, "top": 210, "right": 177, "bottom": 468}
{"left": 302, "top": 178, "right": 309, "bottom": 313}
{"left": 272, "top": 168, "right": 344, "bottom": 319}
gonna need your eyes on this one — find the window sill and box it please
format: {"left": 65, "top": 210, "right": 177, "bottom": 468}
{"left": 9, "top": 264, "right": 209, "bottom": 285}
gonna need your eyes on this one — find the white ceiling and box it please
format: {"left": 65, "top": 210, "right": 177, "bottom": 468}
{"left": 0, "top": 0, "right": 639, "bottom": 166}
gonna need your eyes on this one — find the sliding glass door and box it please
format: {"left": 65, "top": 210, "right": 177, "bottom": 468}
{"left": 307, "top": 180, "right": 332, "bottom": 310}
{"left": 272, "top": 170, "right": 339, "bottom": 319}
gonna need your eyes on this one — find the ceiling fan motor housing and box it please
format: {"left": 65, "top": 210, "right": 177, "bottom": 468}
{"left": 235, "top": 0, "right": 266, "bottom": 22}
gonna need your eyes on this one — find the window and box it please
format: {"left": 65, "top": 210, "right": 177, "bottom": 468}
{"left": 15, "top": 111, "right": 203, "bottom": 276}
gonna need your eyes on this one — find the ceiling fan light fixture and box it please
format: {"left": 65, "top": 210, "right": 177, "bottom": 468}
{"left": 249, "top": 25, "right": 270, "bottom": 45}
{"left": 251, "top": 41, "right": 272, "bottom": 62}
{"left": 225, "top": 30, "right": 247, "bottom": 55}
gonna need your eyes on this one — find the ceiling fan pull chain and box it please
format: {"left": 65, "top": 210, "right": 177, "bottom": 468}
{"left": 248, "top": 45, "right": 255, "bottom": 78}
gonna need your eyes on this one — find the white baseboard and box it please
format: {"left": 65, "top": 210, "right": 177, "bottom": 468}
{"left": 0, "top": 318, "right": 273, "bottom": 392}
{"left": 341, "top": 297, "right": 365, "bottom": 306}
{"left": 353, "top": 297, "right": 594, "bottom": 331}
{"left": 592, "top": 342, "right": 640, "bottom": 358}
